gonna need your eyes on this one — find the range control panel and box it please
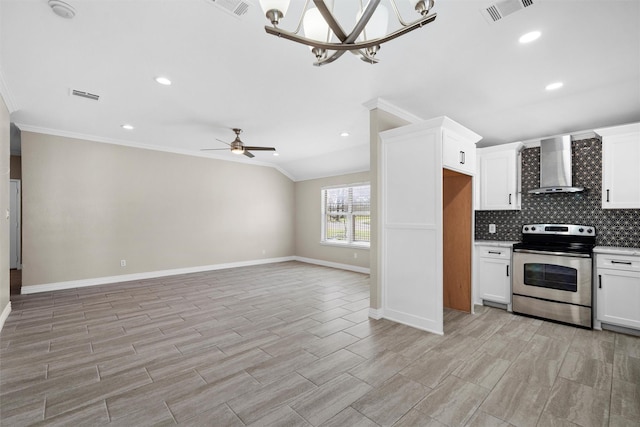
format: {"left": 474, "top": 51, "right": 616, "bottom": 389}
{"left": 521, "top": 224, "right": 596, "bottom": 236}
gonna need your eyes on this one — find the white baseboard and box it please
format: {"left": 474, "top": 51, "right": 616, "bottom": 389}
{"left": 293, "top": 256, "right": 370, "bottom": 274}
{"left": 0, "top": 302, "right": 11, "bottom": 332}
{"left": 20, "top": 257, "right": 295, "bottom": 294}
{"left": 383, "top": 308, "right": 444, "bottom": 336}
{"left": 368, "top": 307, "right": 383, "bottom": 319}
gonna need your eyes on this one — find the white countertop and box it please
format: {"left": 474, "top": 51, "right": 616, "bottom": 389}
{"left": 474, "top": 240, "right": 519, "bottom": 248}
{"left": 594, "top": 246, "right": 640, "bottom": 256}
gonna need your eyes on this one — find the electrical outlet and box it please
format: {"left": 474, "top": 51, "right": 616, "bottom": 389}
{"left": 353, "top": 252, "right": 358, "bottom": 259}
{"left": 489, "top": 224, "right": 496, "bottom": 234}
{"left": 120, "top": 259, "right": 126, "bottom": 267}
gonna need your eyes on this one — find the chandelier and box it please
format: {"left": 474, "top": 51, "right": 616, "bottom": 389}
{"left": 258, "top": 0, "right": 437, "bottom": 66}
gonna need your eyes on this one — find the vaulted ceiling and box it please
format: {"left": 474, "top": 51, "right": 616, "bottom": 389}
{"left": 1, "top": 0, "right": 638, "bottom": 180}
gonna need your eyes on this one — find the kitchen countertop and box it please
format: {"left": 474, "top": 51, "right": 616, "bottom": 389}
{"left": 474, "top": 243, "right": 640, "bottom": 255}
{"left": 474, "top": 240, "right": 519, "bottom": 248}
{"left": 594, "top": 246, "right": 640, "bottom": 256}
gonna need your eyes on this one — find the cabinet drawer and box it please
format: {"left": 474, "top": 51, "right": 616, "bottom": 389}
{"left": 477, "top": 246, "right": 511, "bottom": 260}
{"left": 597, "top": 254, "right": 640, "bottom": 272}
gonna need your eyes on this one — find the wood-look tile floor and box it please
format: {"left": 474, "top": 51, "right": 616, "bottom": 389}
{"left": 1, "top": 261, "right": 639, "bottom": 426}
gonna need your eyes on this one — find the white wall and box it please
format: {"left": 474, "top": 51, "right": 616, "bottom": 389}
{"left": 0, "top": 93, "right": 10, "bottom": 321}
{"left": 21, "top": 132, "right": 295, "bottom": 289}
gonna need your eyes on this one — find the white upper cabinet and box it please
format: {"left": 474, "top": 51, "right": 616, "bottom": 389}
{"left": 596, "top": 123, "right": 640, "bottom": 209}
{"left": 477, "top": 142, "right": 523, "bottom": 210}
{"left": 442, "top": 128, "right": 477, "bottom": 175}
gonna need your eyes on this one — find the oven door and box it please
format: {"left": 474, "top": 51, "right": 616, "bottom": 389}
{"left": 512, "top": 250, "right": 592, "bottom": 307}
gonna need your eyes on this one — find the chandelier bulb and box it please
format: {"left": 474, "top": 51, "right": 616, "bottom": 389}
{"left": 312, "top": 47, "right": 327, "bottom": 60}
{"left": 265, "top": 9, "right": 284, "bottom": 26}
{"left": 413, "top": 0, "right": 434, "bottom": 16}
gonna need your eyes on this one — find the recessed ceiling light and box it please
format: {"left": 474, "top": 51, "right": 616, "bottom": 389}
{"left": 48, "top": 0, "right": 75, "bottom": 19}
{"left": 121, "top": 124, "right": 134, "bottom": 130}
{"left": 273, "top": 152, "right": 279, "bottom": 156}
{"left": 519, "top": 31, "right": 541, "bottom": 44}
{"left": 340, "top": 132, "right": 350, "bottom": 137}
{"left": 545, "top": 82, "right": 564, "bottom": 91}
{"left": 155, "top": 76, "right": 172, "bottom": 86}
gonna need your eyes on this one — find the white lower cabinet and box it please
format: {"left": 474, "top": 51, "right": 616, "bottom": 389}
{"left": 596, "top": 253, "right": 640, "bottom": 330}
{"left": 476, "top": 245, "right": 512, "bottom": 309}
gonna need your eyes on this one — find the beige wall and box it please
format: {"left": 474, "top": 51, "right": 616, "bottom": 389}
{"left": 295, "top": 171, "right": 370, "bottom": 270}
{"left": 368, "top": 108, "right": 412, "bottom": 309}
{"left": 0, "top": 94, "right": 10, "bottom": 316}
{"left": 21, "top": 132, "right": 295, "bottom": 288}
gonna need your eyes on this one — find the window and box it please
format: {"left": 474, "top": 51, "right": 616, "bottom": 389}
{"left": 321, "top": 184, "right": 370, "bottom": 247}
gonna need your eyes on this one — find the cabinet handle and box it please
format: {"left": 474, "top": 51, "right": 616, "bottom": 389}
{"left": 459, "top": 151, "right": 466, "bottom": 164}
{"left": 606, "top": 189, "right": 610, "bottom": 203}
{"left": 508, "top": 194, "right": 512, "bottom": 205}
{"left": 611, "top": 260, "right": 632, "bottom": 265}
{"left": 598, "top": 274, "right": 602, "bottom": 289}
{"left": 488, "top": 251, "right": 502, "bottom": 255}
{"left": 506, "top": 265, "right": 509, "bottom": 277}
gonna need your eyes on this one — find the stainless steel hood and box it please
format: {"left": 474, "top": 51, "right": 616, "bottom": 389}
{"left": 528, "top": 135, "right": 584, "bottom": 194}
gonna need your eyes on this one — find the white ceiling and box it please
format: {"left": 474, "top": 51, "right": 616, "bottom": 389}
{"left": 1, "top": 0, "right": 639, "bottom": 181}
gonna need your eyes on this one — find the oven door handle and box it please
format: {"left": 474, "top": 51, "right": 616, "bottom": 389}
{"left": 513, "top": 249, "right": 592, "bottom": 258}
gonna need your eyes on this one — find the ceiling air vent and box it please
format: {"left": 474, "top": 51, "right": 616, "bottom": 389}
{"left": 71, "top": 89, "right": 100, "bottom": 101}
{"left": 204, "top": 0, "right": 250, "bottom": 19}
{"left": 481, "top": 0, "right": 534, "bottom": 23}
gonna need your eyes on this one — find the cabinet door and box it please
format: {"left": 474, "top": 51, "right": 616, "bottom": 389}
{"left": 597, "top": 269, "right": 640, "bottom": 329}
{"left": 602, "top": 133, "right": 640, "bottom": 209}
{"left": 442, "top": 129, "right": 476, "bottom": 175}
{"left": 478, "top": 257, "right": 511, "bottom": 304}
{"left": 479, "top": 150, "right": 518, "bottom": 210}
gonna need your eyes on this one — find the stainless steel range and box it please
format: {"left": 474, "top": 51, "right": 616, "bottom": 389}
{"left": 512, "top": 224, "right": 596, "bottom": 328}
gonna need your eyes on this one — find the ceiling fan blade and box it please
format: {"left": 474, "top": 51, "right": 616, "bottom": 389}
{"left": 200, "top": 148, "right": 230, "bottom": 151}
{"left": 216, "top": 138, "right": 231, "bottom": 146}
{"left": 243, "top": 150, "right": 255, "bottom": 158}
{"left": 243, "top": 146, "right": 276, "bottom": 151}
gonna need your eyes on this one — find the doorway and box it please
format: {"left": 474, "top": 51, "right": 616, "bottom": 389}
{"left": 10, "top": 179, "right": 21, "bottom": 294}
{"left": 443, "top": 169, "right": 472, "bottom": 312}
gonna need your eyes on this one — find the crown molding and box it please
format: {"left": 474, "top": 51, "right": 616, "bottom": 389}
{"left": 15, "top": 124, "right": 297, "bottom": 181}
{"left": 362, "top": 98, "right": 423, "bottom": 124}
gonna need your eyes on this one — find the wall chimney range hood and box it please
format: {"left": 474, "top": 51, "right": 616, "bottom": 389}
{"left": 528, "top": 135, "right": 584, "bottom": 194}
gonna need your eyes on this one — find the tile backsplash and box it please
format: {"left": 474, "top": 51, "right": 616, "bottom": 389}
{"left": 475, "top": 138, "right": 640, "bottom": 247}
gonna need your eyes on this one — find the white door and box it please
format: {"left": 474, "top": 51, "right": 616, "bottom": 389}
{"left": 10, "top": 179, "right": 21, "bottom": 269}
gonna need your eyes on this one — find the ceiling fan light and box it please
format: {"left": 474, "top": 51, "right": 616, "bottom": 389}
{"left": 303, "top": 7, "right": 330, "bottom": 42}
{"left": 231, "top": 147, "right": 244, "bottom": 154}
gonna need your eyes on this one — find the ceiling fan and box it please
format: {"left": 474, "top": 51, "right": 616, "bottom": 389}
{"left": 201, "top": 128, "right": 276, "bottom": 158}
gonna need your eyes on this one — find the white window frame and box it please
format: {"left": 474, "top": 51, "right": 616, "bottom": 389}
{"left": 320, "top": 182, "right": 370, "bottom": 249}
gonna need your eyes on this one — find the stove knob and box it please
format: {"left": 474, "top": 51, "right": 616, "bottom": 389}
{"left": 531, "top": 226, "right": 536, "bottom": 231}
{"left": 579, "top": 228, "right": 584, "bottom": 233}
{"left": 524, "top": 227, "right": 529, "bottom": 231}
{"left": 587, "top": 228, "right": 593, "bottom": 234}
